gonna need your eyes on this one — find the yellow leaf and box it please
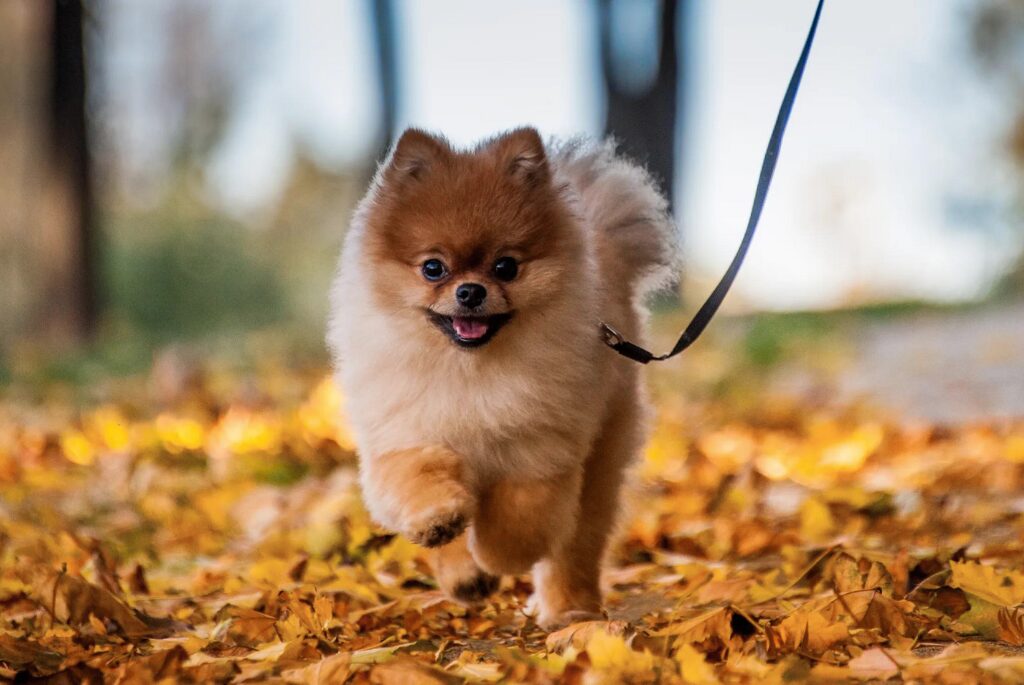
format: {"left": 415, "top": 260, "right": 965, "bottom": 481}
{"left": 60, "top": 431, "right": 95, "bottom": 466}
{"left": 585, "top": 630, "right": 655, "bottom": 675}
{"left": 89, "top": 406, "right": 131, "bottom": 451}
{"left": 545, "top": 620, "right": 627, "bottom": 653}
{"left": 800, "top": 497, "right": 834, "bottom": 542}
{"left": 949, "top": 560, "right": 1024, "bottom": 607}
{"left": 247, "top": 558, "right": 292, "bottom": 586}
{"left": 676, "top": 643, "right": 718, "bottom": 684}
{"left": 653, "top": 606, "right": 732, "bottom": 644}
{"left": 1006, "top": 435, "right": 1024, "bottom": 463}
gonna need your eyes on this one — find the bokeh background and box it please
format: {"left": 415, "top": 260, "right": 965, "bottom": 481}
{"left": 1, "top": 0, "right": 1023, "bottom": 420}
{"left": 4, "top": 6, "right": 1024, "bottom": 680}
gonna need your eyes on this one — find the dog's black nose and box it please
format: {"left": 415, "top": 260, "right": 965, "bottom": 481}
{"left": 455, "top": 283, "right": 487, "bottom": 308}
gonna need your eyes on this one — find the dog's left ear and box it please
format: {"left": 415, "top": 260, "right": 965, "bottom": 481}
{"left": 487, "top": 127, "right": 549, "bottom": 186}
{"left": 386, "top": 128, "right": 450, "bottom": 183}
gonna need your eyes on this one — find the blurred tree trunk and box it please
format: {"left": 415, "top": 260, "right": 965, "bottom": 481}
{"left": 370, "top": 0, "right": 399, "bottom": 164}
{"left": 0, "top": 3, "right": 41, "bottom": 347}
{"left": 972, "top": 0, "right": 1024, "bottom": 296}
{"left": 598, "top": 0, "right": 686, "bottom": 213}
{"left": 39, "top": 0, "right": 97, "bottom": 343}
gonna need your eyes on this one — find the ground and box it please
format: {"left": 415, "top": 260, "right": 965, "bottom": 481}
{"left": 1, "top": 307, "right": 1024, "bottom": 684}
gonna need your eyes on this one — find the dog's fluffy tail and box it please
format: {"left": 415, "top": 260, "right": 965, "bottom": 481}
{"left": 550, "top": 138, "right": 680, "bottom": 303}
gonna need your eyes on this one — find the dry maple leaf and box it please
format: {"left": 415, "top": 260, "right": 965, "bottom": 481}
{"left": 283, "top": 652, "right": 352, "bottom": 684}
{"left": 28, "top": 567, "right": 153, "bottom": 638}
{"left": 949, "top": 560, "right": 1024, "bottom": 607}
{"left": 998, "top": 606, "right": 1024, "bottom": 646}
{"left": 545, "top": 620, "right": 629, "bottom": 653}
{"left": 0, "top": 635, "right": 63, "bottom": 677}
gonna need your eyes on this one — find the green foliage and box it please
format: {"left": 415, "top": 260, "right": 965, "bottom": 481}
{"left": 741, "top": 312, "right": 833, "bottom": 368}
{"left": 103, "top": 212, "right": 287, "bottom": 341}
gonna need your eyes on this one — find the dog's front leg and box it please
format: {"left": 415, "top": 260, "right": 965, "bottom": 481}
{"left": 360, "top": 445, "right": 474, "bottom": 548}
{"left": 467, "top": 467, "right": 582, "bottom": 576}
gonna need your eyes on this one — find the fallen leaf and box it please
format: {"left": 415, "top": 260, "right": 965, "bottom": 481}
{"left": 949, "top": 560, "right": 1024, "bottom": 607}
{"left": 369, "top": 657, "right": 460, "bottom": 684}
{"left": 29, "top": 567, "right": 151, "bottom": 638}
{"left": 283, "top": 652, "right": 351, "bottom": 684}
{"left": 546, "top": 620, "right": 629, "bottom": 653}
{"left": 675, "top": 642, "right": 718, "bottom": 684}
{"left": 0, "top": 635, "right": 63, "bottom": 676}
{"left": 848, "top": 647, "right": 899, "bottom": 680}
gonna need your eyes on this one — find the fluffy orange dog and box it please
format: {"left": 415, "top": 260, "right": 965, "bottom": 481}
{"left": 328, "top": 127, "right": 677, "bottom": 628}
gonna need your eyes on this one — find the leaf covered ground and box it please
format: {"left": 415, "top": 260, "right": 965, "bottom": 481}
{"left": 3, "top": 341, "right": 1024, "bottom": 684}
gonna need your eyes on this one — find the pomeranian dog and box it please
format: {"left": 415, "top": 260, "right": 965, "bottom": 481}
{"left": 328, "top": 127, "right": 677, "bottom": 628}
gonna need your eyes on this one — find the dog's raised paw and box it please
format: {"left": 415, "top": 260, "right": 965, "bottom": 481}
{"left": 452, "top": 572, "right": 499, "bottom": 602}
{"left": 410, "top": 512, "right": 467, "bottom": 548}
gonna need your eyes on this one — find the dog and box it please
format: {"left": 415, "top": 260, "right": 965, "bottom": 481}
{"left": 327, "top": 127, "right": 678, "bottom": 628}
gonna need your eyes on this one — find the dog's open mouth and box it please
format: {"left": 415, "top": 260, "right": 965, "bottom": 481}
{"left": 427, "top": 311, "right": 513, "bottom": 348}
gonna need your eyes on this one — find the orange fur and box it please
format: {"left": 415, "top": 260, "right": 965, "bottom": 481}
{"left": 328, "top": 127, "right": 678, "bottom": 629}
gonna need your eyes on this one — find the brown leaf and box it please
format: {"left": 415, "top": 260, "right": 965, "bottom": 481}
{"left": 0, "top": 634, "right": 64, "bottom": 676}
{"left": 288, "top": 555, "right": 309, "bottom": 582}
{"left": 832, "top": 552, "right": 894, "bottom": 597}
{"left": 114, "top": 646, "right": 188, "bottom": 683}
{"left": 128, "top": 563, "right": 150, "bottom": 595}
{"left": 653, "top": 605, "right": 734, "bottom": 648}
{"left": 919, "top": 586, "right": 970, "bottom": 619}
{"left": 545, "top": 620, "right": 629, "bottom": 653}
{"left": 369, "top": 658, "right": 462, "bottom": 684}
{"left": 210, "top": 605, "right": 279, "bottom": 647}
{"left": 283, "top": 652, "right": 351, "bottom": 685}
{"left": 30, "top": 567, "right": 151, "bottom": 638}
{"left": 767, "top": 594, "right": 865, "bottom": 656}
{"left": 792, "top": 608, "right": 849, "bottom": 655}
{"left": 998, "top": 606, "right": 1024, "bottom": 645}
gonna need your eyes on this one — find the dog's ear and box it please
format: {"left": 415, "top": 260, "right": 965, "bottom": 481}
{"left": 487, "top": 127, "right": 549, "bottom": 185}
{"left": 385, "top": 129, "right": 450, "bottom": 182}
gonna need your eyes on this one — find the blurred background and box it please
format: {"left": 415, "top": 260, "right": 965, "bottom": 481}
{"left": 1, "top": 0, "right": 1023, "bottom": 419}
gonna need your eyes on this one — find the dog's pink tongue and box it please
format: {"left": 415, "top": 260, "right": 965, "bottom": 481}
{"left": 452, "top": 317, "right": 488, "bottom": 340}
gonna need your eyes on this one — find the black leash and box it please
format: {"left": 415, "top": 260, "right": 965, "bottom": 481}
{"left": 601, "top": 0, "right": 825, "bottom": 365}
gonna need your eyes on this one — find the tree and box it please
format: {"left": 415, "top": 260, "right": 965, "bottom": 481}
{"left": 369, "top": 0, "right": 399, "bottom": 164}
{"left": 597, "top": 0, "right": 686, "bottom": 212}
{"left": 971, "top": 0, "right": 1024, "bottom": 295}
{"left": 40, "top": 0, "right": 97, "bottom": 342}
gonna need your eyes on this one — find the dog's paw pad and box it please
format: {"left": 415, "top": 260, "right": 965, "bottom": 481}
{"left": 411, "top": 512, "right": 466, "bottom": 548}
{"left": 452, "top": 572, "right": 499, "bottom": 602}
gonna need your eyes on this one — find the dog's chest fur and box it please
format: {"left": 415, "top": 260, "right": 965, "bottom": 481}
{"left": 333, "top": 275, "right": 608, "bottom": 483}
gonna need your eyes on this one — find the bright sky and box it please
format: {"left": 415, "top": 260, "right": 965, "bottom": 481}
{"left": 100, "top": 0, "right": 1019, "bottom": 310}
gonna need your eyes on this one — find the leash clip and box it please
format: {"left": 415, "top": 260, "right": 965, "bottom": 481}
{"left": 600, "top": 322, "right": 657, "bottom": 364}
{"left": 599, "top": 322, "right": 624, "bottom": 348}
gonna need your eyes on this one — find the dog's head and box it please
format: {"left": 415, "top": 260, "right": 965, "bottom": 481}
{"left": 361, "top": 127, "right": 580, "bottom": 349}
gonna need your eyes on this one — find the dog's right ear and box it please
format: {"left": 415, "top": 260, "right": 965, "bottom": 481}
{"left": 385, "top": 129, "right": 449, "bottom": 183}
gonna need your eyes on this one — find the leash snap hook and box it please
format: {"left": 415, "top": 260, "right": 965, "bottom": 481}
{"left": 599, "top": 322, "right": 624, "bottom": 348}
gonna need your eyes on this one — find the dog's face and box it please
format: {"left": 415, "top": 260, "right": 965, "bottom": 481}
{"left": 361, "top": 128, "right": 579, "bottom": 349}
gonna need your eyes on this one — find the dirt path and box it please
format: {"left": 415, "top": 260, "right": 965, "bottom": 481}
{"left": 834, "top": 303, "right": 1024, "bottom": 423}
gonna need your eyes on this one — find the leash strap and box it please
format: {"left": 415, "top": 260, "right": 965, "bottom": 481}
{"left": 602, "top": 0, "right": 825, "bottom": 364}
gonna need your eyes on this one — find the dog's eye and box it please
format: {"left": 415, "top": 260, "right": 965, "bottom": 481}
{"left": 493, "top": 257, "right": 519, "bottom": 281}
{"left": 421, "top": 259, "right": 448, "bottom": 281}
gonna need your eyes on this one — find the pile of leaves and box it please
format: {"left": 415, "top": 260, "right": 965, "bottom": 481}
{"left": 2, "top": 349, "right": 1024, "bottom": 683}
